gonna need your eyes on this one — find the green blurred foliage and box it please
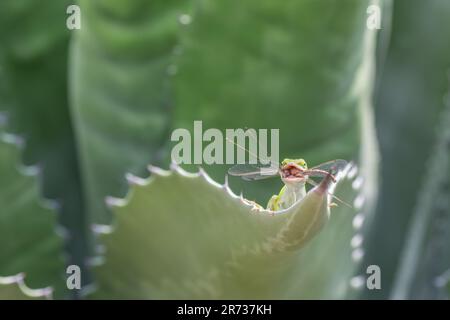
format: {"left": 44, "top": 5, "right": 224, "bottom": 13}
{"left": 391, "top": 101, "right": 450, "bottom": 299}
{"left": 0, "top": 134, "right": 64, "bottom": 295}
{"left": 362, "top": 0, "right": 450, "bottom": 299}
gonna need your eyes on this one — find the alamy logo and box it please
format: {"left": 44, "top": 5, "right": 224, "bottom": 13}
{"left": 171, "top": 121, "right": 279, "bottom": 166}
{"left": 366, "top": 265, "right": 381, "bottom": 290}
{"left": 66, "top": 5, "right": 81, "bottom": 30}
{"left": 366, "top": 4, "right": 381, "bottom": 30}
{"left": 66, "top": 265, "right": 81, "bottom": 290}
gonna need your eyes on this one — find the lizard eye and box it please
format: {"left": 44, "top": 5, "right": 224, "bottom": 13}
{"left": 297, "top": 159, "right": 307, "bottom": 168}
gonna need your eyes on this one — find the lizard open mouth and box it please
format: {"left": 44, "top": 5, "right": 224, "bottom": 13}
{"left": 280, "top": 163, "right": 307, "bottom": 182}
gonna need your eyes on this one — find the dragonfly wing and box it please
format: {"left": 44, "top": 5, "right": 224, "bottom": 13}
{"left": 308, "top": 159, "right": 348, "bottom": 177}
{"left": 228, "top": 164, "right": 278, "bottom": 181}
{"left": 243, "top": 174, "right": 277, "bottom": 181}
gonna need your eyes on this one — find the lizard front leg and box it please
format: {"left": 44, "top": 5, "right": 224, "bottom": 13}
{"left": 266, "top": 194, "right": 281, "bottom": 211}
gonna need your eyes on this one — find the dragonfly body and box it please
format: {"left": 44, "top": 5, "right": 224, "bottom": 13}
{"left": 228, "top": 158, "right": 348, "bottom": 211}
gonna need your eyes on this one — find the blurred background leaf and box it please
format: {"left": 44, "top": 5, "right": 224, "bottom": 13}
{"left": 0, "top": 134, "right": 64, "bottom": 297}
{"left": 70, "top": 0, "right": 193, "bottom": 226}
{"left": 391, "top": 99, "right": 450, "bottom": 299}
{"left": 362, "top": 0, "right": 450, "bottom": 299}
{"left": 0, "top": 0, "right": 89, "bottom": 289}
{"left": 92, "top": 167, "right": 338, "bottom": 299}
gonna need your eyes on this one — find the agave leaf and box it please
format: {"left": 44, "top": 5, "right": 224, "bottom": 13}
{"left": 0, "top": 0, "right": 88, "bottom": 282}
{"left": 363, "top": 0, "right": 450, "bottom": 298}
{"left": 391, "top": 100, "right": 450, "bottom": 299}
{"left": 70, "top": 0, "right": 193, "bottom": 225}
{"left": 446, "top": 280, "right": 450, "bottom": 297}
{"left": 89, "top": 164, "right": 364, "bottom": 299}
{"left": 0, "top": 133, "right": 64, "bottom": 297}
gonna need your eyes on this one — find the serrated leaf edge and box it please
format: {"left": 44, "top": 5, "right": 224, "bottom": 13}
{"left": 0, "top": 274, "right": 52, "bottom": 299}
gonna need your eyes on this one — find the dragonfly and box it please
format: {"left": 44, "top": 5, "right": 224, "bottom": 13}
{"left": 228, "top": 158, "right": 351, "bottom": 211}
